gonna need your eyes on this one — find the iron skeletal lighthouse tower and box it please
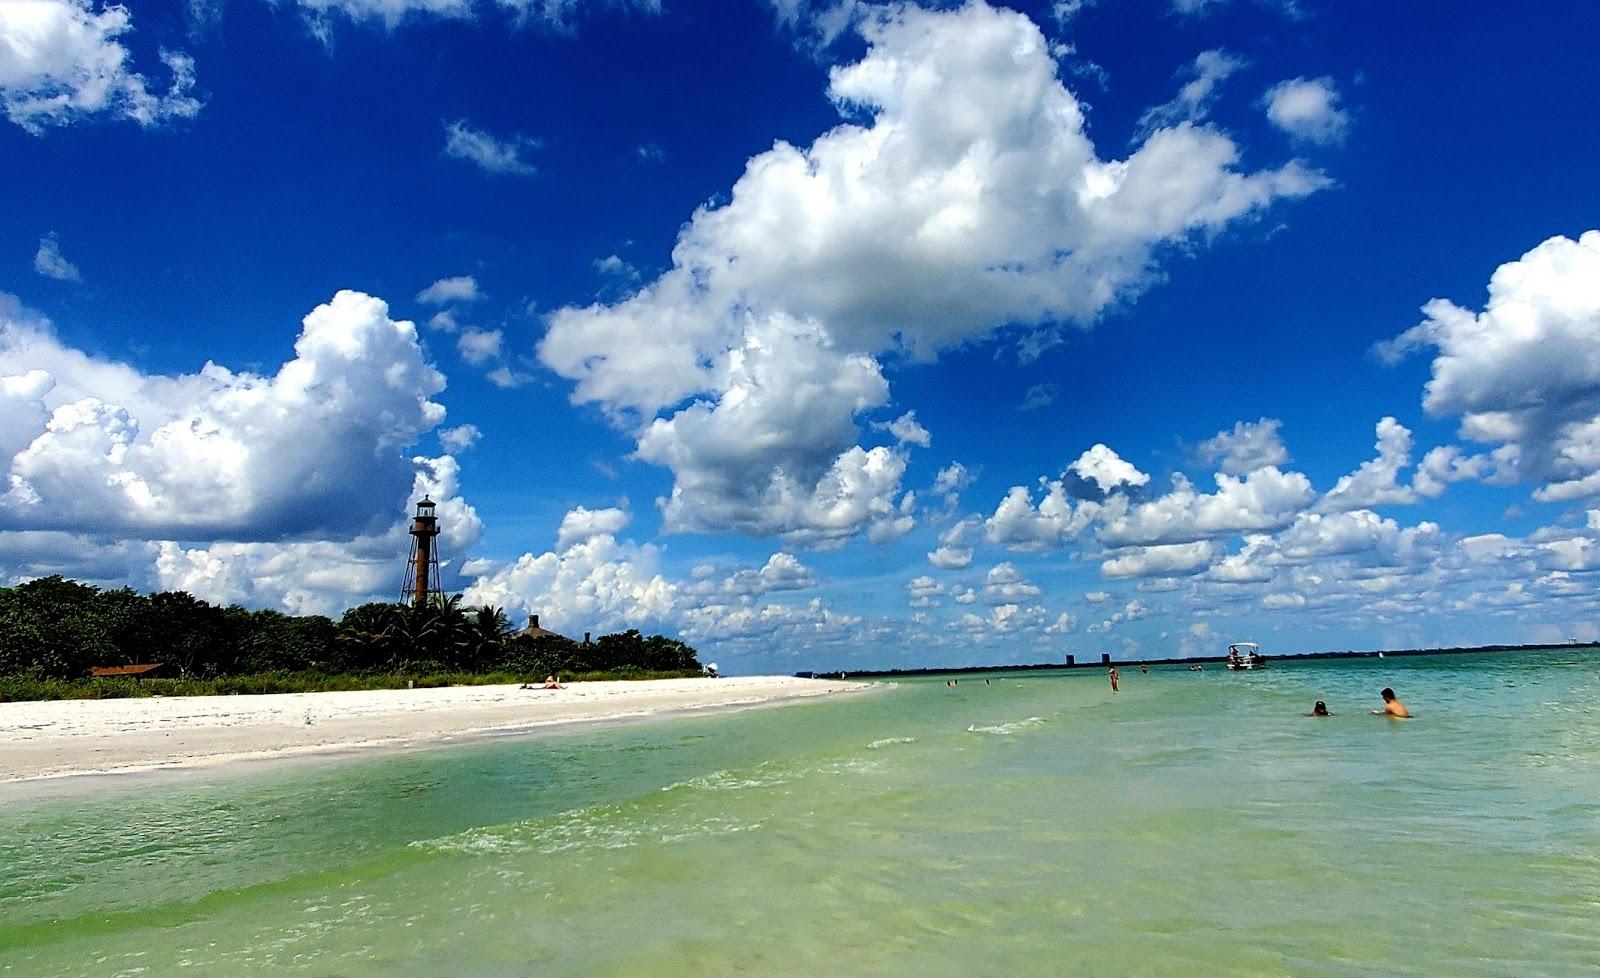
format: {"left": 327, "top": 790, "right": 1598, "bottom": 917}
{"left": 401, "top": 497, "right": 442, "bottom": 607}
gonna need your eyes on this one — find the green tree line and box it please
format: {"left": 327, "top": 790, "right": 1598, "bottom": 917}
{"left": 0, "top": 576, "right": 701, "bottom": 695}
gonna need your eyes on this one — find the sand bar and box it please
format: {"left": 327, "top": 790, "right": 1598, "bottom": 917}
{"left": 0, "top": 676, "right": 870, "bottom": 783}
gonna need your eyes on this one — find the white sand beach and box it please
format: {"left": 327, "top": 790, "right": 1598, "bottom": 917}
{"left": 0, "top": 676, "right": 870, "bottom": 783}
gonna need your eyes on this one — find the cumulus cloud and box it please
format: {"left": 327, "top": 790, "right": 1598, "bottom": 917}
{"left": 0, "top": 290, "right": 446, "bottom": 540}
{"left": 1262, "top": 76, "right": 1350, "bottom": 144}
{"left": 1136, "top": 48, "right": 1244, "bottom": 137}
{"left": 416, "top": 275, "right": 481, "bottom": 305}
{"left": 1379, "top": 231, "right": 1600, "bottom": 502}
{"left": 33, "top": 232, "right": 81, "bottom": 281}
{"left": 631, "top": 314, "right": 911, "bottom": 547}
{"left": 1196, "top": 417, "right": 1288, "bottom": 475}
{"left": 153, "top": 454, "right": 482, "bottom": 615}
{"left": 905, "top": 572, "right": 943, "bottom": 607}
{"left": 0, "top": 0, "right": 202, "bottom": 133}
{"left": 462, "top": 531, "right": 675, "bottom": 634}
{"left": 1087, "top": 598, "right": 1146, "bottom": 632}
{"left": 874, "top": 410, "right": 931, "bottom": 448}
{"left": 979, "top": 561, "right": 1042, "bottom": 603}
{"left": 1317, "top": 417, "right": 1417, "bottom": 512}
{"left": 927, "top": 545, "right": 972, "bottom": 569}
{"left": 537, "top": 1, "right": 1325, "bottom": 544}
{"left": 931, "top": 461, "right": 975, "bottom": 509}
{"left": 1098, "top": 467, "right": 1315, "bottom": 546}
{"left": 444, "top": 119, "right": 539, "bottom": 176}
{"left": 438, "top": 423, "right": 480, "bottom": 452}
{"left": 555, "top": 503, "right": 631, "bottom": 550}
{"left": 1101, "top": 541, "right": 1218, "bottom": 579}
{"left": 985, "top": 479, "right": 1095, "bottom": 551}
{"left": 456, "top": 327, "right": 503, "bottom": 366}
{"left": 1070, "top": 444, "right": 1149, "bottom": 494}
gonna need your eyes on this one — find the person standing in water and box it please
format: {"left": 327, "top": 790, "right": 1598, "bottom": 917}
{"left": 1373, "top": 687, "right": 1410, "bottom": 718}
{"left": 1308, "top": 700, "right": 1331, "bottom": 717}
{"left": 1108, "top": 666, "right": 1120, "bottom": 693}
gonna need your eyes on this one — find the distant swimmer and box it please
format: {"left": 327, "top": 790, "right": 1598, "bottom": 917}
{"left": 1308, "top": 700, "right": 1331, "bottom": 717}
{"left": 1188, "top": 664, "right": 1204, "bottom": 672}
{"left": 1108, "top": 666, "right": 1120, "bottom": 693}
{"left": 1139, "top": 664, "right": 1148, "bottom": 674}
{"left": 1373, "top": 687, "right": 1410, "bottom": 718}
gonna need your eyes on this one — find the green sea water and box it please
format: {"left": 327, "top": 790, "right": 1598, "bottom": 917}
{"left": 3, "top": 649, "right": 1599, "bottom": 977}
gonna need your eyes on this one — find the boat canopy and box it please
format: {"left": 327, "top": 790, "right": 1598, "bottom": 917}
{"left": 1228, "top": 642, "right": 1260, "bottom": 654}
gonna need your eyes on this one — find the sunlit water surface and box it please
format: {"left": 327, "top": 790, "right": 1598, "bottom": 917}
{"left": 4, "top": 650, "right": 1600, "bottom": 977}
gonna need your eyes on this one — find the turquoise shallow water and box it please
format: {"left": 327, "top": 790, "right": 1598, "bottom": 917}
{"left": 4, "top": 649, "right": 1600, "bottom": 976}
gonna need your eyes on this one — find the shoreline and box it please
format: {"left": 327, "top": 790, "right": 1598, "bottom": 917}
{"left": 0, "top": 676, "right": 873, "bottom": 787}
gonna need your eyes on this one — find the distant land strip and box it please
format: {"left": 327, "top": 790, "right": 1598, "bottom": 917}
{"left": 799, "top": 641, "right": 1600, "bottom": 680}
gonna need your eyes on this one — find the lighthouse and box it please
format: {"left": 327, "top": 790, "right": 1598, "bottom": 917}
{"left": 401, "top": 497, "right": 442, "bottom": 607}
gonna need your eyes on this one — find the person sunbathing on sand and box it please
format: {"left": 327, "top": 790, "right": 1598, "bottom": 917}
{"left": 541, "top": 675, "right": 564, "bottom": 689}
{"left": 1372, "top": 687, "right": 1409, "bottom": 718}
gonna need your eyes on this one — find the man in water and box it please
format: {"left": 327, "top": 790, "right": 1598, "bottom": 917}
{"left": 1309, "top": 700, "right": 1331, "bottom": 717}
{"left": 1373, "top": 687, "right": 1410, "bottom": 718}
{"left": 1108, "top": 666, "right": 1120, "bottom": 693}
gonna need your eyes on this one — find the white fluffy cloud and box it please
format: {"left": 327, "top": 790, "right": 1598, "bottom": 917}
{"left": 1317, "top": 417, "right": 1418, "bottom": 512}
{"left": 1070, "top": 444, "right": 1150, "bottom": 494}
{"left": 0, "top": 290, "right": 446, "bottom": 540}
{"left": 985, "top": 480, "right": 1094, "bottom": 551}
{"left": 555, "top": 504, "right": 631, "bottom": 550}
{"left": 1380, "top": 231, "right": 1600, "bottom": 502}
{"left": 874, "top": 410, "right": 931, "bottom": 448}
{"left": 438, "top": 423, "right": 480, "bottom": 452}
{"left": 456, "top": 327, "right": 503, "bottom": 366}
{"left": 416, "top": 275, "right": 481, "bottom": 305}
{"left": 1262, "top": 76, "right": 1350, "bottom": 144}
{"left": 537, "top": 1, "right": 1324, "bottom": 545}
{"left": 1196, "top": 417, "right": 1288, "bottom": 475}
{"left": 979, "top": 561, "right": 1042, "bottom": 603}
{"left": 461, "top": 532, "right": 676, "bottom": 634}
{"left": 1101, "top": 541, "right": 1218, "bottom": 579}
{"left": 931, "top": 461, "right": 974, "bottom": 509}
{"left": 153, "top": 454, "right": 482, "bottom": 615}
{"left": 33, "top": 232, "right": 81, "bottom": 281}
{"left": 632, "top": 314, "right": 911, "bottom": 547}
{"left": 1098, "top": 467, "right": 1315, "bottom": 546}
{"left": 443, "top": 119, "right": 539, "bottom": 176}
{"left": 0, "top": 0, "right": 201, "bottom": 133}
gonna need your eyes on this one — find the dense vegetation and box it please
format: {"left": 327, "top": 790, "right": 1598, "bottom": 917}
{"left": 0, "top": 576, "right": 702, "bottom": 701}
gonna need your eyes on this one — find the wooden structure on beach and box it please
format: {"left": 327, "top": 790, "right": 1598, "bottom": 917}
{"left": 87, "top": 663, "right": 163, "bottom": 686}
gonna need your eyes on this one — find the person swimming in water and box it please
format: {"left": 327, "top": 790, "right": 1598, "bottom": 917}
{"left": 1308, "top": 700, "right": 1331, "bottom": 717}
{"left": 1373, "top": 687, "right": 1410, "bottom": 718}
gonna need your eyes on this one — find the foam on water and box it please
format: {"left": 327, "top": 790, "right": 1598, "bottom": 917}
{"left": 966, "top": 715, "right": 1047, "bottom": 735}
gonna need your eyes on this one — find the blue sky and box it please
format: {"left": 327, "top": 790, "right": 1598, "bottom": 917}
{"left": 3, "top": 0, "right": 1600, "bottom": 673}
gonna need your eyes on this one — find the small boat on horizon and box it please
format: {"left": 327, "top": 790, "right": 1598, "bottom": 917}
{"left": 1225, "top": 642, "right": 1266, "bottom": 670}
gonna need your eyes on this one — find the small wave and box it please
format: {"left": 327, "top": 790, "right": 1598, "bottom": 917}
{"left": 411, "top": 806, "right": 765, "bottom": 857}
{"left": 866, "top": 736, "right": 916, "bottom": 750}
{"left": 658, "top": 767, "right": 792, "bottom": 793}
{"left": 967, "top": 716, "right": 1046, "bottom": 736}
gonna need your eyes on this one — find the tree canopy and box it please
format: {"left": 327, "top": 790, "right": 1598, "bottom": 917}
{"left": 0, "top": 577, "right": 700, "bottom": 682}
